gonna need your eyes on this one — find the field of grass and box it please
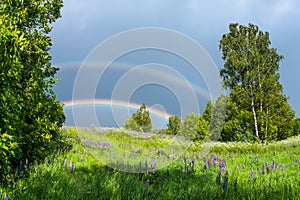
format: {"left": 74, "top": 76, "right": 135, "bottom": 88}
{"left": 1, "top": 127, "right": 300, "bottom": 199}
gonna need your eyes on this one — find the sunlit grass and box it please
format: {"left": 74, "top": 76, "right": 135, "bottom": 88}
{"left": 1, "top": 127, "right": 299, "bottom": 199}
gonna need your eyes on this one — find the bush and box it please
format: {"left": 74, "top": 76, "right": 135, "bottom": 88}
{"left": 0, "top": 0, "right": 65, "bottom": 182}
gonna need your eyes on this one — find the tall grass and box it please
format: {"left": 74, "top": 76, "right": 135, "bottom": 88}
{"left": 1, "top": 127, "right": 299, "bottom": 199}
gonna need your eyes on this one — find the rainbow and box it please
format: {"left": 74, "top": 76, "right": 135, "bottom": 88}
{"left": 54, "top": 61, "right": 211, "bottom": 100}
{"left": 62, "top": 99, "right": 173, "bottom": 120}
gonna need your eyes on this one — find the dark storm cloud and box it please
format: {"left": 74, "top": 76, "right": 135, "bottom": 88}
{"left": 50, "top": 0, "right": 300, "bottom": 115}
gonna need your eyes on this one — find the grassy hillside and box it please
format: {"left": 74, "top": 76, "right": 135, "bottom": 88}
{"left": 1, "top": 127, "right": 300, "bottom": 199}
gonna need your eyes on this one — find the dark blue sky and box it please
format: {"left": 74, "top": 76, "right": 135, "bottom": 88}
{"left": 50, "top": 0, "right": 300, "bottom": 127}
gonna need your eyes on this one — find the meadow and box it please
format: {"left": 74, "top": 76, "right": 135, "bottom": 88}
{"left": 1, "top": 127, "right": 300, "bottom": 200}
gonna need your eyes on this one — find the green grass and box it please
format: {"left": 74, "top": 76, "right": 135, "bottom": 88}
{"left": 1, "top": 127, "right": 300, "bottom": 199}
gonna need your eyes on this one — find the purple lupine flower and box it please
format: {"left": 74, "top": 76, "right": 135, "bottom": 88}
{"left": 220, "top": 159, "right": 226, "bottom": 169}
{"left": 160, "top": 175, "right": 163, "bottom": 182}
{"left": 213, "top": 156, "right": 218, "bottom": 168}
{"left": 270, "top": 160, "right": 275, "bottom": 169}
{"left": 260, "top": 168, "right": 263, "bottom": 177}
{"left": 260, "top": 164, "right": 264, "bottom": 176}
{"left": 210, "top": 153, "right": 215, "bottom": 158}
{"left": 216, "top": 170, "right": 221, "bottom": 185}
{"left": 250, "top": 171, "right": 254, "bottom": 179}
{"left": 145, "top": 159, "right": 148, "bottom": 175}
{"left": 25, "top": 159, "right": 29, "bottom": 168}
{"left": 70, "top": 161, "right": 74, "bottom": 173}
{"left": 4, "top": 194, "right": 8, "bottom": 200}
{"left": 203, "top": 156, "right": 206, "bottom": 163}
{"left": 276, "top": 163, "right": 280, "bottom": 169}
{"left": 234, "top": 178, "right": 237, "bottom": 192}
{"left": 146, "top": 179, "right": 150, "bottom": 185}
{"left": 265, "top": 162, "right": 269, "bottom": 173}
{"left": 191, "top": 159, "right": 195, "bottom": 173}
{"left": 153, "top": 159, "right": 157, "bottom": 170}
{"left": 222, "top": 171, "right": 228, "bottom": 190}
{"left": 63, "top": 160, "right": 67, "bottom": 170}
{"left": 19, "top": 161, "right": 22, "bottom": 171}
{"left": 207, "top": 159, "right": 211, "bottom": 169}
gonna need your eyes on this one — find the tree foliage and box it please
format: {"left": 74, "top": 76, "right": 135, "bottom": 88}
{"left": 208, "top": 95, "right": 227, "bottom": 141}
{"left": 178, "top": 113, "right": 208, "bottom": 141}
{"left": 202, "top": 100, "right": 213, "bottom": 123}
{"left": 219, "top": 23, "right": 296, "bottom": 142}
{"left": 166, "top": 116, "right": 182, "bottom": 135}
{"left": 0, "top": 0, "right": 65, "bottom": 181}
{"left": 123, "top": 103, "right": 152, "bottom": 132}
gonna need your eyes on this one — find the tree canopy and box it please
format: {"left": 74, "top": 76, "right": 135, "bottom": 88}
{"left": 0, "top": 0, "right": 65, "bottom": 181}
{"left": 123, "top": 103, "right": 152, "bottom": 132}
{"left": 219, "top": 23, "right": 297, "bottom": 141}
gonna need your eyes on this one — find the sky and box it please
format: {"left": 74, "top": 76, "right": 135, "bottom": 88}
{"left": 50, "top": 0, "right": 300, "bottom": 128}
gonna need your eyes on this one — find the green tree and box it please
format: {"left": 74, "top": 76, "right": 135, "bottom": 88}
{"left": 221, "top": 97, "right": 257, "bottom": 142}
{"left": 208, "top": 95, "right": 227, "bottom": 141}
{"left": 123, "top": 103, "right": 152, "bottom": 132}
{"left": 0, "top": 0, "right": 65, "bottom": 180}
{"left": 219, "top": 23, "right": 295, "bottom": 141}
{"left": 166, "top": 116, "right": 182, "bottom": 135}
{"left": 291, "top": 118, "right": 300, "bottom": 136}
{"left": 202, "top": 100, "right": 213, "bottom": 123}
{"left": 196, "top": 117, "right": 209, "bottom": 141}
{"left": 178, "top": 113, "right": 200, "bottom": 141}
{"left": 122, "top": 118, "right": 139, "bottom": 132}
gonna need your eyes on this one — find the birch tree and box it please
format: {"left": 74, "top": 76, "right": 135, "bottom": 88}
{"left": 219, "top": 23, "right": 295, "bottom": 141}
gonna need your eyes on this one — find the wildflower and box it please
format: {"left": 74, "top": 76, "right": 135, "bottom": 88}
{"left": 145, "top": 159, "right": 148, "bottom": 175}
{"left": 160, "top": 175, "right": 163, "bottom": 182}
{"left": 213, "top": 156, "right": 218, "bottom": 168}
{"left": 220, "top": 159, "right": 226, "bottom": 169}
{"left": 153, "top": 159, "right": 157, "bottom": 170}
{"left": 203, "top": 156, "right": 206, "bottom": 163}
{"left": 250, "top": 171, "right": 254, "bottom": 179}
{"left": 216, "top": 170, "right": 221, "bottom": 185}
{"left": 265, "top": 162, "right": 269, "bottom": 173}
{"left": 191, "top": 159, "right": 195, "bottom": 173}
{"left": 146, "top": 179, "right": 150, "bottom": 185}
{"left": 25, "top": 159, "right": 29, "bottom": 169}
{"left": 207, "top": 159, "right": 211, "bottom": 169}
{"left": 222, "top": 171, "right": 228, "bottom": 190}
{"left": 63, "top": 160, "right": 67, "bottom": 170}
{"left": 70, "top": 161, "right": 74, "bottom": 173}
{"left": 4, "top": 194, "right": 8, "bottom": 200}
{"left": 19, "top": 161, "right": 22, "bottom": 172}
{"left": 270, "top": 160, "right": 275, "bottom": 169}
{"left": 260, "top": 165, "right": 264, "bottom": 177}
{"left": 234, "top": 178, "right": 237, "bottom": 192}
